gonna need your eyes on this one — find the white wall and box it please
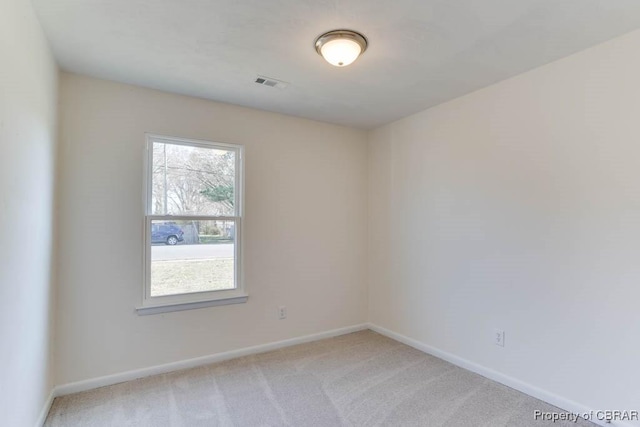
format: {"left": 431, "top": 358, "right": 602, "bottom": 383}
{"left": 369, "top": 29, "right": 640, "bottom": 421}
{"left": 0, "top": 1, "right": 59, "bottom": 426}
{"left": 56, "top": 73, "right": 368, "bottom": 384}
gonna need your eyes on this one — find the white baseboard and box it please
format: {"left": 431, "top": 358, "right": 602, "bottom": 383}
{"left": 54, "top": 323, "right": 368, "bottom": 397}
{"left": 368, "top": 323, "right": 637, "bottom": 427}
{"left": 36, "top": 388, "right": 55, "bottom": 427}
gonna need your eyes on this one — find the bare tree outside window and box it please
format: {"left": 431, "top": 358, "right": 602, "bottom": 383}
{"left": 151, "top": 143, "right": 235, "bottom": 217}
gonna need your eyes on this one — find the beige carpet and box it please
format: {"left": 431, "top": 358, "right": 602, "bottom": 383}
{"left": 45, "top": 330, "right": 594, "bottom": 426}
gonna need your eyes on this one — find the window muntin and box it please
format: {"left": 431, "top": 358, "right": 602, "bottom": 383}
{"left": 143, "top": 135, "right": 244, "bottom": 309}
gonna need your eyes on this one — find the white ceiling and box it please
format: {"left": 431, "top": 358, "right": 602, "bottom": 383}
{"left": 33, "top": 0, "right": 640, "bottom": 129}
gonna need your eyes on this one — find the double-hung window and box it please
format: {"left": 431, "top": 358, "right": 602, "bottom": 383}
{"left": 139, "top": 134, "right": 245, "bottom": 314}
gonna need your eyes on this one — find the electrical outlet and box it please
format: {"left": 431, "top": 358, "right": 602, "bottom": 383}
{"left": 278, "top": 306, "right": 287, "bottom": 320}
{"left": 494, "top": 329, "right": 505, "bottom": 347}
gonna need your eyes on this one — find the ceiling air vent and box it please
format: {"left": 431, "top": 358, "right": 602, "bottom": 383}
{"left": 255, "top": 75, "right": 289, "bottom": 90}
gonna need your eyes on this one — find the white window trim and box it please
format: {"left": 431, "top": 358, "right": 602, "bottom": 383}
{"left": 137, "top": 134, "right": 246, "bottom": 315}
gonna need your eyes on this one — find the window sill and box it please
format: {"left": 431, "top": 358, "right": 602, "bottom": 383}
{"left": 136, "top": 293, "right": 248, "bottom": 315}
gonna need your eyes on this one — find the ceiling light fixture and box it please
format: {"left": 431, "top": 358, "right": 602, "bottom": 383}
{"left": 315, "top": 29, "right": 368, "bottom": 67}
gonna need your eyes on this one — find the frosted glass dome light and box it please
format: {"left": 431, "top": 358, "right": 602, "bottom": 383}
{"left": 315, "top": 30, "right": 368, "bottom": 67}
{"left": 320, "top": 38, "right": 361, "bottom": 67}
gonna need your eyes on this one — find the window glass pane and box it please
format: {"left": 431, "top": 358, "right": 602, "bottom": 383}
{"left": 150, "top": 220, "right": 236, "bottom": 297}
{"left": 151, "top": 141, "right": 236, "bottom": 216}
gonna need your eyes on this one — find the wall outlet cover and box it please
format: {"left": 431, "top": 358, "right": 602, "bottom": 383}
{"left": 278, "top": 306, "right": 287, "bottom": 320}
